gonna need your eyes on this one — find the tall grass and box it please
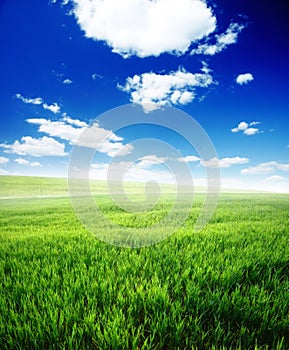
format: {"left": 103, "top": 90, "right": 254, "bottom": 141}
{"left": 0, "top": 193, "right": 288, "bottom": 349}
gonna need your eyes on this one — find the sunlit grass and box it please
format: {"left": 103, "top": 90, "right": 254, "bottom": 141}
{"left": 0, "top": 187, "right": 288, "bottom": 349}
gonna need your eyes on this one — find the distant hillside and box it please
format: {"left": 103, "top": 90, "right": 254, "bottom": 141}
{"left": 0, "top": 175, "right": 272, "bottom": 199}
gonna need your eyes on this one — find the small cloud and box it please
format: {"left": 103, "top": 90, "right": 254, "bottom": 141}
{"left": 15, "top": 158, "right": 42, "bottom": 167}
{"left": 43, "top": 102, "right": 61, "bottom": 114}
{"left": 244, "top": 127, "right": 259, "bottom": 136}
{"left": 0, "top": 156, "right": 9, "bottom": 165}
{"left": 236, "top": 73, "right": 254, "bottom": 85}
{"left": 92, "top": 73, "right": 103, "bottom": 80}
{"left": 0, "top": 136, "right": 67, "bottom": 157}
{"left": 15, "top": 93, "right": 43, "bottom": 105}
{"left": 191, "top": 22, "right": 245, "bottom": 56}
{"left": 16, "top": 93, "right": 61, "bottom": 114}
{"left": 119, "top": 65, "right": 214, "bottom": 112}
{"left": 178, "top": 155, "right": 200, "bottom": 163}
{"left": 231, "top": 121, "right": 261, "bottom": 135}
{"left": 63, "top": 78, "right": 73, "bottom": 84}
{"left": 137, "top": 155, "right": 167, "bottom": 168}
{"left": 201, "top": 156, "right": 249, "bottom": 168}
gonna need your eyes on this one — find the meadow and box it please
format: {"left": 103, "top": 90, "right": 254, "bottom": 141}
{"left": 0, "top": 176, "right": 288, "bottom": 349}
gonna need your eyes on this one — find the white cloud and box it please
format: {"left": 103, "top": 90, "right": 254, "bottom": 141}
{"left": 15, "top": 93, "right": 43, "bottom": 105}
{"left": 43, "top": 102, "right": 61, "bottom": 114}
{"left": 236, "top": 73, "right": 254, "bottom": 85}
{"left": 264, "top": 175, "right": 287, "bottom": 182}
{"left": 16, "top": 93, "right": 61, "bottom": 114}
{"left": 241, "top": 161, "right": 289, "bottom": 175}
{"left": 244, "top": 127, "right": 259, "bottom": 136}
{"left": 119, "top": 66, "right": 214, "bottom": 112}
{"left": 90, "top": 161, "right": 174, "bottom": 183}
{"left": 63, "top": 79, "right": 73, "bottom": 84}
{"left": 231, "top": 121, "right": 261, "bottom": 136}
{"left": 62, "top": 114, "right": 88, "bottom": 127}
{"left": 178, "top": 155, "right": 200, "bottom": 163}
{"left": 15, "top": 158, "right": 42, "bottom": 167}
{"left": 92, "top": 73, "right": 103, "bottom": 80}
{"left": 0, "top": 156, "right": 9, "bottom": 165}
{"left": 27, "top": 118, "right": 83, "bottom": 144}
{"left": 0, "top": 136, "right": 67, "bottom": 157}
{"left": 72, "top": 0, "right": 216, "bottom": 58}
{"left": 191, "top": 22, "right": 244, "bottom": 55}
{"left": 201, "top": 156, "right": 249, "bottom": 168}
{"left": 137, "top": 154, "right": 167, "bottom": 168}
{"left": 26, "top": 117, "right": 133, "bottom": 157}
{"left": 0, "top": 168, "right": 9, "bottom": 175}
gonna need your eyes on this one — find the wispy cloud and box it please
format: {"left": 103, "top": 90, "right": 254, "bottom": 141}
{"left": 15, "top": 158, "right": 42, "bottom": 167}
{"left": 201, "top": 156, "right": 249, "bottom": 168}
{"left": 264, "top": 175, "right": 287, "bottom": 182}
{"left": 92, "top": 73, "right": 103, "bottom": 80}
{"left": 90, "top": 161, "right": 174, "bottom": 184}
{"left": 178, "top": 155, "right": 200, "bottom": 163}
{"left": 43, "top": 102, "right": 61, "bottom": 114}
{"left": 0, "top": 168, "right": 9, "bottom": 175}
{"left": 72, "top": 0, "right": 216, "bottom": 58}
{"left": 16, "top": 93, "right": 61, "bottom": 114}
{"left": 191, "top": 22, "right": 244, "bottom": 55}
{"left": 236, "top": 73, "right": 254, "bottom": 85}
{"left": 137, "top": 155, "right": 167, "bottom": 168}
{"left": 231, "top": 121, "right": 261, "bottom": 136}
{"left": 119, "top": 66, "right": 214, "bottom": 112}
{"left": 15, "top": 93, "right": 43, "bottom": 105}
{"left": 241, "top": 161, "right": 289, "bottom": 175}
{"left": 0, "top": 156, "right": 9, "bottom": 165}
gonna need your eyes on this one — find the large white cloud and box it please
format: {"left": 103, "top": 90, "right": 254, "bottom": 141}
{"left": 236, "top": 73, "right": 254, "bottom": 85}
{"left": 71, "top": 0, "right": 216, "bottom": 58}
{"left": 231, "top": 121, "right": 261, "bottom": 136}
{"left": 0, "top": 136, "right": 67, "bottom": 157}
{"left": 241, "top": 161, "right": 289, "bottom": 175}
{"left": 26, "top": 117, "right": 133, "bottom": 157}
{"left": 119, "top": 66, "right": 214, "bottom": 112}
{"left": 191, "top": 22, "right": 244, "bottom": 55}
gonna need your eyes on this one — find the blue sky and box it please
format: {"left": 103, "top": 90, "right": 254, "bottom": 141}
{"left": 0, "top": 0, "right": 288, "bottom": 192}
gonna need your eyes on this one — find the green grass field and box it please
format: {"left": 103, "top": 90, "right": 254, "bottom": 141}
{"left": 0, "top": 176, "right": 288, "bottom": 349}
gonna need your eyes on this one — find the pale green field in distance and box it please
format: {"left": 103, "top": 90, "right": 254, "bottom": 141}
{"left": 0, "top": 176, "right": 288, "bottom": 349}
{"left": 0, "top": 175, "right": 181, "bottom": 199}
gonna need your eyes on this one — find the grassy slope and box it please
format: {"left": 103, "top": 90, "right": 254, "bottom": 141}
{"left": 0, "top": 175, "right": 269, "bottom": 200}
{"left": 0, "top": 189, "right": 289, "bottom": 349}
{"left": 0, "top": 176, "right": 181, "bottom": 198}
